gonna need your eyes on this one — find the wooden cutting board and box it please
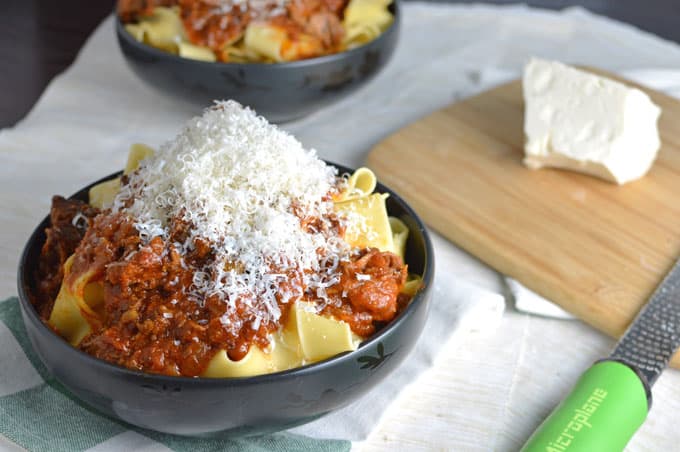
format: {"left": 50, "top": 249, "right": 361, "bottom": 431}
{"left": 367, "top": 69, "right": 680, "bottom": 367}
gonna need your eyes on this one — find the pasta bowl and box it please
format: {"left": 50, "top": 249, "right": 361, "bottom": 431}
{"left": 17, "top": 162, "right": 434, "bottom": 437}
{"left": 115, "top": 3, "right": 400, "bottom": 123}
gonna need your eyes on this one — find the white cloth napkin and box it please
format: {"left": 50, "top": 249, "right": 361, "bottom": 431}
{"left": 506, "top": 278, "right": 575, "bottom": 319}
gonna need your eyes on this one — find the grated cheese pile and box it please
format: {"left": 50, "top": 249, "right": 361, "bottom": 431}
{"left": 113, "top": 100, "right": 349, "bottom": 329}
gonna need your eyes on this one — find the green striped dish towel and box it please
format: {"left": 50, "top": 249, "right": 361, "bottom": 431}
{"left": 0, "top": 297, "right": 350, "bottom": 452}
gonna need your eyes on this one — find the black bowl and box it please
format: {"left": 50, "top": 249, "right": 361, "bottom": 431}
{"left": 17, "top": 163, "right": 434, "bottom": 437}
{"left": 115, "top": 5, "right": 400, "bottom": 123}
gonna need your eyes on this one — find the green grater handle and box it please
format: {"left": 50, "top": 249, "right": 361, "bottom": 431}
{"left": 521, "top": 360, "right": 649, "bottom": 452}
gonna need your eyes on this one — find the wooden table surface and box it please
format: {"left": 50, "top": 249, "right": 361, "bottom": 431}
{"left": 1, "top": 0, "right": 679, "bottom": 129}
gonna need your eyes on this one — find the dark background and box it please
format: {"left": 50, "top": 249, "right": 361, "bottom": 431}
{"left": 1, "top": 0, "right": 679, "bottom": 128}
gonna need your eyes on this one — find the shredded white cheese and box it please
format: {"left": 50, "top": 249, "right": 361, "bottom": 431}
{"left": 71, "top": 212, "right": 89, "bottom": 231}
{"left": 191, "top": 0, "right": 289, "bottom": 29}
{"left": 113, "top": 100, "right": 349, "bottom": 326}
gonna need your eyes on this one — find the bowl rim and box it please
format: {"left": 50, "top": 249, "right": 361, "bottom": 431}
{"left": 114, "top": 0, "right": 400, "bottom": 70}
{"left": 17, "top": 160, "right": 434, "bottom": 386}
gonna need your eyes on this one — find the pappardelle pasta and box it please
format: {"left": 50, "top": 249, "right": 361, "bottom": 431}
{"left": 31, "top": 101, "right": 421, "bottom": 378}
{"left": 117, "top": 0, "right": 394, "bottom": 63}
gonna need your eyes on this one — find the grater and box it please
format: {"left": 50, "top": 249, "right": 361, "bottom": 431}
{"left": 522, "top": 257, "right": 680, "bottom": 451}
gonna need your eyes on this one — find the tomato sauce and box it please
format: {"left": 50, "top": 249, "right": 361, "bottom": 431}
{"left": 32, "top": 196, "right": 99, "bottom": 319}
{"left": 33, "top": 197, "right": 408, "bottom": 377}
{"left": 118, "top": 0, "right": 349, "bottom": 62}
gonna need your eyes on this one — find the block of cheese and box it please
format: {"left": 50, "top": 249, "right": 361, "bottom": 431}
{"left": 522, "top": 58, "right": 661, "bottom": 184}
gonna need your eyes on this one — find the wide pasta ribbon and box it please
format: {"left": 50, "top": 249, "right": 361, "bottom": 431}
{"left": 49, "top": 256, "right": 104, "bottom": 345}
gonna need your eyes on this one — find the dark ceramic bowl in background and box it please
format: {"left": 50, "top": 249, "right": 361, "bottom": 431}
{"left": 17, "top": 163, "right": 434, "bottom": 437}
{"left": 115, "top": 5, "right": 400, "bottom": 123}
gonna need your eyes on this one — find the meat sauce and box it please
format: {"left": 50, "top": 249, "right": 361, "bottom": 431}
{"left": 32, "top": 196, "right": 99, "bottom": 319}
{"left": 117, "top": 0, "right": 348, "bottom": 62}
{"left": 32, "top": 197, "right": 408, "bottom": 377}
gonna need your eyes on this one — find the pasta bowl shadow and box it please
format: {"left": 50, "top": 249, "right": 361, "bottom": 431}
{"left": 115, "top": 3, "right": 400, "bottom": 123}
{"left": 17, "top": 163, "right": 434, "bottom": 437}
